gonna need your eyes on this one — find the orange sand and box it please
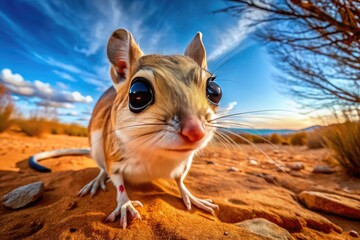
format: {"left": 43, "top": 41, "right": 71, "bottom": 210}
{"left": 0, "top": 132, "right": 359, "bottom": 239}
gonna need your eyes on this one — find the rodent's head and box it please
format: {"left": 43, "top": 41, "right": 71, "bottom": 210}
{"left": 107, "top": 29, "right": 222, "bottom": 158}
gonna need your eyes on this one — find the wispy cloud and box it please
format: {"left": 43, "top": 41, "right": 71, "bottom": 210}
{"left": 208, "top": 8, "right": 268, "bottom": 61}
{"left": 53, "top": 70, "right": 76, "bottom": 82}
{"left": 32, "top": 53, "right": 82, "bottom": 74}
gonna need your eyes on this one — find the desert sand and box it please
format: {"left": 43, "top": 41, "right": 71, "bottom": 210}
{"left": 0, "top": 132, "right": 359, "bottom": 239}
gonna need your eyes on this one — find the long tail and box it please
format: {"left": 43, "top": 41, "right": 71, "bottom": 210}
{"left": 29, "top": 148, "right": 91, "bottom": 172}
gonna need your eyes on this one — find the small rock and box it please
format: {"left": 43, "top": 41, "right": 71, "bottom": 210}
{"left": 69, "top": 227, "right": 77, "bottom": 233}
{"left": 312, "top": 165, "right": 335, "bottom": 174}
{"left": 223, "top": 231, "right": 229, "bottom": 236}
{"left": 349, "top": 230, "right": 359, "bottom": 238}
{"left": 298, "top": 191, "right": 360, "bottom": 220}
{"left": 2, "top": 182, "right": 44, "bottom": 209}
{"left": 248, "top": 159, "right": 258, "bottom": 166}
{"left": 253, "top": 173, "right": 277, "bottom": 184}
{"left": 286, "top": 162, "right": 305, "bottom": 171}
{"left": 276, "top": 166, "right": 291, "bottom": 173}
{"left": 227, "top": 167, "right": 239, "bottom": 172}
{"left": 205, "top": 160, "right": 215, "bottom": 165}
{"left": 235, "top": 218, "right": 292, "bottom": 240}
{"left": 67, "top": 201, "right": 78, "bottom": 210}
{"left": 261, "top": 174, "right": 276, "bottom": 184}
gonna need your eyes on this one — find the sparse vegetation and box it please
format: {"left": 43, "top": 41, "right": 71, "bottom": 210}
{"left": 63, "top": 124, "right": 88, "bottom": 137}
{"left": 324, "top": 121, "right": 360, "bottom": 177}
{"left": 268, "top": 133, "right": 282, "bottom": 144}
{"left": 306, "top": 129, "right": 325, "bottom": 149}
{"left": 16, "top": 118, "right": 88, "bottom": 138}
{"left": 289, "top": 132, "right": 307, "bottom": 146}
{"left": 17, "top": 117, "right": 49, "bottom": 138}
{"left": 0, "top": 84, "right": 14, "bottom": 132}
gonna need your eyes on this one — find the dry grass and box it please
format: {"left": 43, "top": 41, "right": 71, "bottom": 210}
{"left": 268, "top": 133, "right": 282, "bottom": 144}
{"left": 16, "top": 117, "right": 50, "bottom": 138}
{"left": 306, "top": 129, "right": 325, "bottom": 149}
{"left": 289, "top": 132, "right": 307, "bottom": 146}
{"left": 15, "top": 118, "right": 88, "bottom": 138}
{"left": 324, "top": 121, "right": 360, "bottom": 177}
{"left": 0, "top": 84, "right": 14, "bottom": 132}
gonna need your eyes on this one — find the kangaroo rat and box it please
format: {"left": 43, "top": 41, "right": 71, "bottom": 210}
{"left": 29, "top": 29, "right": 222, "bottom": 228}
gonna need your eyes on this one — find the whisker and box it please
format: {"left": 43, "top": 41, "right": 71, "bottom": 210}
{"left": 215, "top": 128, "right": 288, "bottom": 174}
{"left": 211, "top": 109, "right": 289, "bottom": 122}
{"left": 209, "top": 123, "right": 278, "bottom": 150}
{"left": 215, "top": 130, "right": 249, "bottom": 160}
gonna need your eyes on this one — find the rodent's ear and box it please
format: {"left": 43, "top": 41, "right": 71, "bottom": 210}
{"left": 185, "top": 32, "right": 207, "bottom": 69}
{"left": 107, "top": 29, "right": 143, "bottom": 90}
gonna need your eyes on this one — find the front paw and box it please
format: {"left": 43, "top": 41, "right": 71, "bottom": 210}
{"left": 185, "top": 195, "right": 219, "bottom": 215}
{"left": 105, "top": 200, "right": 143, "bottom": 228}
{"left": 177, "top": 181, "right": 219, "bottom": 215}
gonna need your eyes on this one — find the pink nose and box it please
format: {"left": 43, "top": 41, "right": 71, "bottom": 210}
{"left": 181, "top": 116, "right": 205, "bottom": 142}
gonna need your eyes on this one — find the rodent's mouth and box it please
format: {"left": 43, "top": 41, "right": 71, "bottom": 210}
{"left": 163, "top": 148, "right": 195, "bottom": 153}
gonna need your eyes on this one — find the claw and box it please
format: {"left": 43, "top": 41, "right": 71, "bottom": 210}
{"left": 105, "top": 200, "right": 143, "bottom": 228}
{"left": 177, "top": 180, "right": 218, "bottom": 215}
{"left": 78, "top": 170, "right": 107, "bottom": 197}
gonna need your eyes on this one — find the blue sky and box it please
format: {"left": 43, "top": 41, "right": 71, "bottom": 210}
{"left": 0, "top": 0, "right": 315, "bottom": 129}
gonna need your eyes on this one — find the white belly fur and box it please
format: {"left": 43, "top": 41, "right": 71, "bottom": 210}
{"left": 110, "top": 151, "right": 193, "bottom": 183}
{"left": 91, "top": 130, "right": 194, "bottom": 183}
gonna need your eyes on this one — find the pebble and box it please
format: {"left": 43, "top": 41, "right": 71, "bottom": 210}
{"left": 205, "top": 160, "right": 215, "bottom": 165}
{"left": 248, "top": 159, "right": 258, "bottom": 166}
{"left": 235, "top": 218, "right": 292, "bottom": 240}
{"left": 312, "top": 165, "right": 336, "bottom": 174}
{"left": 2, "top": 182, "right": 44, "bottom": 209}
{"left": 286, "top": 162, "right": 305, "bottom": 171}
{"left": 256, "top": 173, "right": 276, "bottom": 184}
{"left": 227, "top": 167, "right": 239, "bottom": 172}
{"left": 349, "top": 230, "right": 359, "bottom": 238}
{"left": 67, "top": 201, "right": 78, "bottom": 210}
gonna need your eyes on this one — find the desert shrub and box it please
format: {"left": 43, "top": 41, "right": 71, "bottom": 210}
{"left": 289, "top": 132, "right": 307, "bottom": 146}
{"left": 325, "top": 121, "right": 360, "bottom": 177}
{"left": 63, "top": 124, "right": 88, "bottom": 137}
{"left": 269, "top": 133, "right": 282, "bottom": 144}
{"left": 251, "top": 134, "right": 267, "bottom": 143}
{"left": 306, "top": 129, "right": 325, "bottom": 149}
{"left": 17, "top": 117, "right": 50, "bottom": 137}
{"left": 0, "top": 84, "right": 14, "bottom": 132}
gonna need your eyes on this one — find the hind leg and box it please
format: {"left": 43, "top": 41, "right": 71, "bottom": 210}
{"left": 78, "top": 168, "right": 108, "bottom": 197}
{"left": 78, "top": 130, "right": 108, "bottom": 197}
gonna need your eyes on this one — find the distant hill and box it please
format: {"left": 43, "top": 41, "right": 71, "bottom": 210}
{"left": 229, "top": 125, "right": 321, "bottom": 136}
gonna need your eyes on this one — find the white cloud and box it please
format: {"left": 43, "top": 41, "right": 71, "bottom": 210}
{"left": 53, "top": 70, "right": 76, "bottom": 82}
{"left": 37, "top": 100, "right": 75, "bottom": 109}
{"left": 0, "top": 68, "right": 28, "bottom": 87}
{"left": 0, "top": 68, "right": 93, "bottom": 107}
{"left": 227, "top": 101, "right": 238, "bottom": 111}
{"left": 208, "top": 8, "right": 268, "bottom": 61}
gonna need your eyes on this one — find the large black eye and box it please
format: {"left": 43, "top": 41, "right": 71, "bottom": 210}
{"left": 206, "top": 79, "right": 222, "bottom": 105}
{"left": 129, "top": 77, "right": 154, "bottom": 113}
